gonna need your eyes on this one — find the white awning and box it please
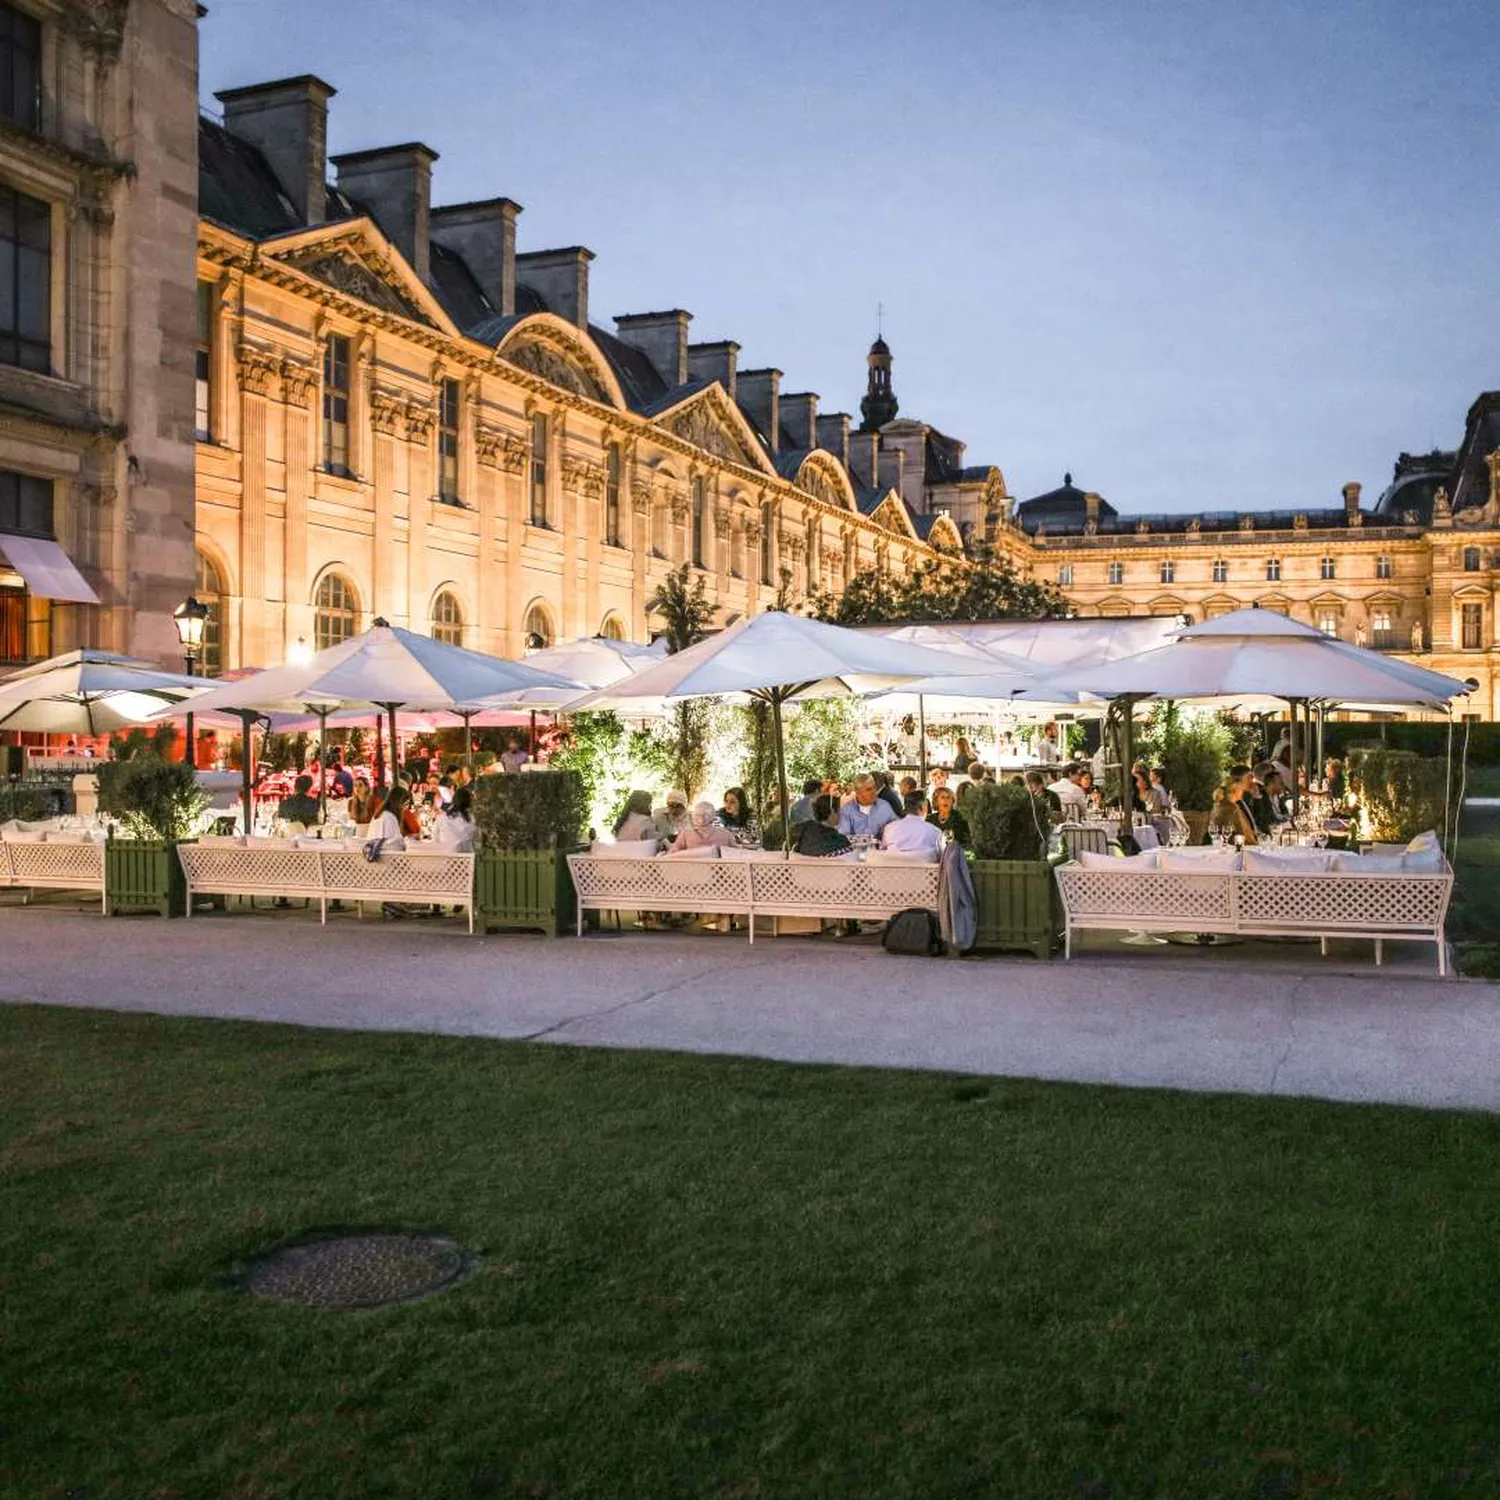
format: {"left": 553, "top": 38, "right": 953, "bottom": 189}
{"left": 0, "top": 533, "right": 99, "bottom": 604}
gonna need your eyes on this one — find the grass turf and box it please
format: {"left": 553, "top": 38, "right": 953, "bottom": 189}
{"left": 4, "top": 1006, "right": 1500, "bottom": 1499}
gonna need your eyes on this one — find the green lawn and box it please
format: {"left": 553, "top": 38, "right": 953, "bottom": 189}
{"left": 5, "top": 1008, "right": 1500, "bottom": 1499}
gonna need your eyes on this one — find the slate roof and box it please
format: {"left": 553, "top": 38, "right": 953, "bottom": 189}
{"left": 429, "top": 241, "right": 496, "bottom": 332}
{"left": 588, "top": 324, "right": 670, "bottom": 410}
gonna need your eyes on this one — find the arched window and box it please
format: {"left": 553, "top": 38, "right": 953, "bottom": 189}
{"left": 430, "top": 589, "right": 463, "bottom": 646}
{"left": 196, "top": 552, "right": 226, "bottom": 675}
{"left": 599, "top": 613, "right": 625, "bottom": 641}
{"left": 313, "top": 571, "right": 358, "bottom": 650}
{"left": 691, "top": 475, "right": 708, "bottom": 568}
{"left": 523, "top": 601, "right": 554, "bottom": 651}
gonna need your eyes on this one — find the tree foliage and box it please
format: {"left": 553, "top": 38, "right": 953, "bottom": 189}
{"left": 96, "top": 754, "right": 208, "bottom": 841}
{"left": 809, "top": 547, "right": 1066, "bottom": 627}
{"left": 645, "top": 565, "right": 718, "bottom": 799}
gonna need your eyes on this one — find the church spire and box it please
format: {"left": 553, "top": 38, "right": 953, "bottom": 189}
{"left": 859, "top": 328, "right": 898, "bottom": 432}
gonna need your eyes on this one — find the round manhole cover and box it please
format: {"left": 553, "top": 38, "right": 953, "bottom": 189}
{"left": 244, "top": 1233, "right": 476, "bottom": 1310}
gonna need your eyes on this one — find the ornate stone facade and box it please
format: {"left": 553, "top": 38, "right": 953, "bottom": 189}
{"left": 0, "top": 0, "right": 200, "bottom": 669}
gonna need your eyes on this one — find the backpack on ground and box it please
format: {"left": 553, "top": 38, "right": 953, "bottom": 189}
{"left": 881, "top": 907, "right": 945, "bottom": 957}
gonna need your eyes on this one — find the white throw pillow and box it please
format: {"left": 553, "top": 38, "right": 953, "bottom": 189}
{"left": 1334, "top": 852, "right": 1407, "bottom": 874}
{"left": 660, "top": 846, "right": 721, "bottom": 860}
{"left": 1405, "top": 829, "right": 1440, "bottom": 854}
{"left": 865, "top": 848, "right": 940, "bottom": 865}
{"left": 4, "top": 829, "right": 47, "bottom": 842}
{"left": 1242, "top": 848, "right": 1337, "bottom": 875}
{"left": 719, "top": 845, "right": 783, "bottom": 862}
{"left": 196, "top": 834, "right": 246, "bottom": 847}
{"left": 1078, "top": 848, "right": 1158, "bottom": 871}
{"left": 1158, "top": 849, "right": 1242, "bottom": 873}
{"left": 788, "top": 851, "right": 857, "bottom": 864}
{"left": 1403, "top": 846, "right": 1446, "bottom": 874}
{"left": 590, "top": 839, "right": 660, "bottom": 859}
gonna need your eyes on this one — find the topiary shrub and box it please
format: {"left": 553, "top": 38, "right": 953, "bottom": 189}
{"left": 0, "top": 784, "right": 55, "bottom": 822}
{"left": 1159, "top": 715, "right": 1230, "bottom": 813}
{"left": 96, "top": 753, "right": 207, "bottom": 841}
{"left": 1348, "top": 747, "right": 1449, "bottom": 843}
{"left": 967, "top": 781, "right": 1049, "bottom": 862}
{"left": 473, "top": 770, "right": 586, "bottom": 852}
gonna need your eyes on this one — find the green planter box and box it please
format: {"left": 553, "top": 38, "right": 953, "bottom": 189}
{"left": 970, "top": 858, "right": 1058, "bottom": 959}
{"left": 105, "top": 838, "right": 188, "bottom": 918}
{"left": 474, "top": 846, "right": 577, "bottom": 936}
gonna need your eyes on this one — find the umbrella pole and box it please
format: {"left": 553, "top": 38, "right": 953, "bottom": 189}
{"left": 529, "top": 710, "right": 537, "bottom": 764}
{"left": 238, "top": 709, "right": 255, "bottom": 835}
{"left": 1316, "top": 703, "right": 1326, "bottom": 779}
{"left": 373, "top": 713, "right": 385, "bottom": 789}
{"left": 1118, "top": 697, "right": 1135, "bottom": 839}
{"left": 316, "top": 709, "right": 328, "bottom": 824}
{"left": 917, "top": 695, "right": 928, "bottom": 787}
{"left": 387, "top": 704, "right": 400, "bottom": 786}
{"left": 1288, "top": 698, "right": 1301, "bottom": 819}
{"left": 461, "top": 712, "right": 474, "bottom": 775}
{"left": 770, "top": 692, "right": 791, "bottom": 854}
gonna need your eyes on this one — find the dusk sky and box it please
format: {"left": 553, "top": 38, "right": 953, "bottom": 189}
{"left": 200, "top": 0, "right": 1499, "bottom": 516}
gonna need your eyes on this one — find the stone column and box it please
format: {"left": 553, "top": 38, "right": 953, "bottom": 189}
{"left": 236, "top": 348, "right": 278, "bottom": 666}
{"left": 406, "top": 397, "right": 436, "bottom": 631}
{"left": 281, "top": 360, "right": 316, "bottom": 653}
{"left": 630, "top": 468, "right": 651, "bottom": 639}
{"left": 371, "top": 396, "right": 400, "bottom": 624}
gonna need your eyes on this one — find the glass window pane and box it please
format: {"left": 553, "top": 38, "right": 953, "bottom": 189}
{"left": 17, "top": 245, "right": 47, "bottom": 337}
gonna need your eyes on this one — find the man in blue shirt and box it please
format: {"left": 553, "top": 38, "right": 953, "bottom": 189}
{"left": 838, "top": 773, "right": 897, "bottom": 841}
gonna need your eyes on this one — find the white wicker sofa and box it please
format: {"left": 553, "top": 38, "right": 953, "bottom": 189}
{"left": 1054, "top": 834, "right": 1455, "bottom": 974}
{"left": 566, "top": 844, "right": 941, "bottom": 942}
{"left": 177, "top": 837, "right": 476, "bottom": 930}
{"left": 0, "top": 821, "right": 106, "bottom": 909}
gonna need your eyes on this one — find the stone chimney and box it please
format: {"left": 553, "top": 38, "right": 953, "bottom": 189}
{"left": 780, "top": 392, "right": 819, "bottom": 452}
{"left": 816, "top": 412, "right": 850, "bottom": 470}
{"left": 216, "top": 75, "right": 336, "bottom": 225}
{"left": 848, "top": 430, "right": 879, "bottom": 490}
{"left": 331, "top": 143, "right": 438, "bottom": 283}
{"left": 1343, "top": 481, "right": 1363, "bottom": 528}
{"left": 686, "top": 340, "right": 739, "bottom": 399}
{"left": 877, "top": 446, "right": 904, "bottom": 494}
{"left": 430, "top": 198, "right": 521, "bottom": 318}
{"left": 737, "top": 368, "right": 781, "bottom": 450}
{"left": 614, "top": 310, "right": 692, "bottom": 387}
{"left": 515, "top": 247, "right": 593, "bottom": 330}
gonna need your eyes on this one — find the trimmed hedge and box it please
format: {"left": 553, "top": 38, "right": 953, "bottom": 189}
{"left": 967, "top": 781, "right": 1049, "bottom": 863}
{"left": 473, "top": 770, "right": 586, "bottom": 852}
{"left": 1321, "top": 721, "right": 1500, "bottom": 764}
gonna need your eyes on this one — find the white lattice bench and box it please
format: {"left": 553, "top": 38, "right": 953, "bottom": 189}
{"left": 566, "top": 849, "right": 941, "bottom": 943}
{"left": 1054, "top": 861, "right": 1455, "bottom": 975}
{"left": 178, "top": 838, "right": 476, "bottom": 932}
{"left": 0, "top": 830, "right": 106, "bottom": 910}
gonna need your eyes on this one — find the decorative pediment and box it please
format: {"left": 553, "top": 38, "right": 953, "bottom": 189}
{"left": 261, "top": 219, "right": 458, "bottom": 335}
{"left": 653, "top": 386, "right": 773, "bottom": 474}
{"left": 870, "top": 493, "right": 918, "bottom": 539}
{"left": 793, "top": 451, "right": 857, "bottom": 511}
{"left": 928, "top": 514, "right": 965, "bottom": 553}
{"left": 496, "top": 314, "right": 624, "bottom": 408}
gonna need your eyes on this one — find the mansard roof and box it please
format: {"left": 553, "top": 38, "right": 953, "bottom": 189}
{"left": 1014, "top": 475, "right": 1117, "bottom": 532}
{"left": 429, "top": 240, "right": 497, "bottom": 331}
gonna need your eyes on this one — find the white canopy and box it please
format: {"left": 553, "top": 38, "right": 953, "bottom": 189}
{"left": 0, "top": 649, "right": 211, "bottom": 734}
{"left": 468, "top": 634, "right": 669, "bottom": 713}
{"left": 174, "top": 621, "right": 579, "bottom": 717}
{"left": 579, "top": 612, "right": 979, "bottom": 709}
{"left": 1043, "top": 608, "right": 1470, "bottom": 709}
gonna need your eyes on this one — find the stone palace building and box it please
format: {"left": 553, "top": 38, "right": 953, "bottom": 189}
{"left": 0, "top": 11, "right": 1495, "bottom": 720}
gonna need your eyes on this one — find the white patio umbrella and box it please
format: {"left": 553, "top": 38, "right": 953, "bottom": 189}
{"left": 1041, "top": 607, "right": 1470, "bottom": 823}
{"left": 162, "top": 619, "right": 579, "bottom": 829}
{"left": 0, "top": 649, "right": 211, "bottom": 735}
{"left": 581, "top": 612, "right": 983, "bottom": 847}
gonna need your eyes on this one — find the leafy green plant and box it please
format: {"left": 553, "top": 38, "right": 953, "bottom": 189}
{"left": 1159, "top": 714, "right": 1231, "bottom": 813}
{"left": 1348, "top": 747, "right": 1449, "bottom": 843}
{"left": 967, "top": 781, "right": 1048, "bottom": 862}
{"left": 96, "top": 754, "right": 208, "bottom": 841}
{"left": 0, "top": 784, "right": 55, "bottom": 822}
{"left": 785, "top": 698, "right": 866, "bottom": 788}
{"left": 473, "top": 770, "right": 586, "bottom": 852}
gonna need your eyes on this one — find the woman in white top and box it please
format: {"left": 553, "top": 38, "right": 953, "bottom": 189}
{"left": 433, "top": 786, "right": 476, "bottom": 852}
{"left": 370, "top": 784, "right": 409, "bottom": 851}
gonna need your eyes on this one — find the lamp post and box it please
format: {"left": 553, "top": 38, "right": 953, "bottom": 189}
{"left": 172, "top": 595, "right": 210, "bottom": 767}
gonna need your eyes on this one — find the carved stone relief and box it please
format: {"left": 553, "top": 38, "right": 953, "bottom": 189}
{"left": 288, "top": 252, "right": 430, "bottom": 325}
{"left": 666, "top": 398, "right": 762, "bottom": 469}
{"left": 502, "top": 337, "right": 611, "bottom": 404}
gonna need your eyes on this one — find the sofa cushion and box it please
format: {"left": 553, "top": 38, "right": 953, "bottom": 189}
{"left": 1242, "top": 848, "right": 1337, "bottom": 874}
{"left": 660, "top": 846, "right": 721, "bottom": 860}
{"left": 1078, "top": 848, "right": 1158, "bottom": 871}
{"left": 589, "top": 839, "right": 660, "bottom": 859}
{"left": 1405, "top": 829, "right": 1440, "bottom": 855}
{"left": 719, "top": 845, "right": 784, "bottom": 862}
{"left": 1403, "top": 846, "right": 1446, "bottom": 874}
{"left": 1333, "top": 852, "right": 1408, "bottom": 874}
{"left": 865, "top": 848, "right": 940, "bottom": 865}
{"left": 1158, "top": 849, "right": 1242, "bottom": 873}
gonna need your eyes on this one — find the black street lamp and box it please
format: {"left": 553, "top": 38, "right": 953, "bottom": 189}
{"left": 173, "top": 594, "right": 210, "bottom": 766}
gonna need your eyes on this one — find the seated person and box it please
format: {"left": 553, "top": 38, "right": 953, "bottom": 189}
{"left": 883, "top": 792, "right": 944, "bottom": 856}
{"left": 956, "top": 764, "right": 988, "bottom": 808}
{"left": 788, "top": 778, "right": 822, "bottom": 827}
{"left": 837, "top": 773, "right": 897, "bottom": 841}
{"left": 1045, "top": 762, "right": 1089, "bottom": 816}
{"left": 793, "top": 795, "right": 852, "bottom": 857}
{"left": 927, "top": 786, "right": 971, "bottom": 846}
{"left": 613, "top": 789, "right": 657, "bottom": 843}
{"left": 276, "top": 774, "right": 320, "bottom": 827}
{"left": 1026, "top": 770, "right": 1062, "bottom": 816}
{"left": 499, "top": 735, "right": 529, "bottom": 774}
{"left": 875, "top": 772, "right": 905, "bottom": 818}
{"left": 349, "top": 775, "right": 377, "bottom": 827}
{"left": 370, "top": 784, "right": 410, "bottom": 851}
{"left": 653, "top": 789, "right": 691, "bottom": 842}
{"left": 718, "top": 786, "right": 752, "bottom": 830}
{"left": 670, "top": 802, "right": 736, "bottom": 853}
{"left": 432, "top": 785, "right": 476, "bottom": 851}
{"left": 328, "top": 756, "right": 355, "bottom": 800}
